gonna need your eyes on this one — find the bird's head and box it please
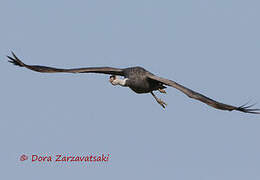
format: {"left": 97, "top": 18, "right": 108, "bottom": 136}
{"left": 109, "top": 75, "right": 117, "bottom": 85}
{"left": 109, "top": 75, "right": 127, "bottom": 87}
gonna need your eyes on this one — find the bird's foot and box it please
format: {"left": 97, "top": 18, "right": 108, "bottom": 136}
{"left": 158, "top": 89, "right": 166, "bottom": 94}
{"left": 157, "top": 99, "right": 167, "bottom": 109}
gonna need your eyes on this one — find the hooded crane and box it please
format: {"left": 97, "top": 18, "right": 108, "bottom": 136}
{"left": 7, "top": 52, "right": 260, "bottom": 114}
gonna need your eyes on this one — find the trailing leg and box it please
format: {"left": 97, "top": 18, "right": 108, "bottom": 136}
{"left": 151, "top": 91, "right": 167, "bottom": 108}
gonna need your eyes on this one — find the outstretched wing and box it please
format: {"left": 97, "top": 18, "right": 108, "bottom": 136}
{"left": 7, "top": 52, "right": 124, "bottom": 76}
{"left": 147, "top": 74, "right": 260, "bottom": 114}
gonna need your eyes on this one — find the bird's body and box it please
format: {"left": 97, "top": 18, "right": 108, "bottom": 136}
{"left": 6, "top": 52, "right": 260, "bottom": 114}
{"left": 122, "top": 67, "right": 166, "bottom": 93}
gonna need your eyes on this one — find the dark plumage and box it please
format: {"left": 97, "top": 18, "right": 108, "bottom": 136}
{"left": 7, "top": 51, "right": 260, "bottom": 114}
{"left": 122, "top": 67, "right": 166, "bottom": 93}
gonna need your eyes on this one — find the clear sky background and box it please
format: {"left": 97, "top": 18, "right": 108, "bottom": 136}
{"left": 1, "top": 0, "right": 260, "bottom": 179}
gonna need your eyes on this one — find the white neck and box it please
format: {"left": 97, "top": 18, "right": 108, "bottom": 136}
{"left": 113, "top": 78, "right": 128, "bottom": 87}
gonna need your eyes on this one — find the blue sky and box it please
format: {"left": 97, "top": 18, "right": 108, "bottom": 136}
{"left": 1, "top": 0, "right": 260, "bottom": 179}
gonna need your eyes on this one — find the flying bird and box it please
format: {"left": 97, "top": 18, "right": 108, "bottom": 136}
{"left": 7, "top": 52, "right": 260, "bottom": 114}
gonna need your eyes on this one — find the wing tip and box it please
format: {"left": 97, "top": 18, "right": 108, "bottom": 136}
{"left": 7, "top": 51, "right": 25, "bottom": 67}
{"left": 236, "top": 103, "right": 260, "bottom": 114}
